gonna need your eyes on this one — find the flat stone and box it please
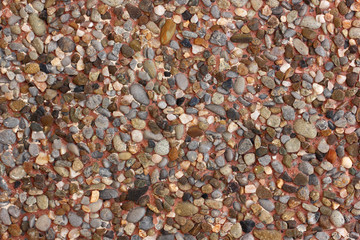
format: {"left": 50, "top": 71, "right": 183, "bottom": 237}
{"left": 293, "top": 38, "right": 309, "bottom": 55}
{"left": 256, "top": 185, "right": 272, "bottom": 199}
{"left": 0, "top": 130, "right": 16, "bottom": 145}
{"left": 29, "top": 14, "right": 46, "bottom": 36}
{"left": 99, "top": 189, "right": 119, "bottom": 200}
{"left": 349, "top": 28, "right": 360, "bottom": 39}
{"left": 253, "top": 230, "right": 282, "bottom": 240}
{"left": 35, "top": 215, "right": 51, "bottom": 232}
{"left": 155, "top": 139, "right": 170, "bottom": 155}
{"left": 300, "top": 16, "right": 321, "bottom": 29}
{"left": 238, "top": 138, "right": 253, "bottom": 154}
{"left": 285, "top": 138, "right": 300, "bottom": 153}
{"left": 160, "top": 19, "right": 176, "bottom": 45}
{"left": 127, "top": 207, "right": 146, "bottom": 223}
{"left": 294, "top": 119, "right": 317, "bottom": 139}
{"left": 100, "top": 0, "right": 123, "bottom": 6}
{"left": 58, "top": 37, "right": 75, "bottom": 52}
{"left": 330, "top": 210, "right": 345, "bottom": 227}
{"left": 175, "top": 73, "right": 189, "bottom": 90}
{"left": 230, "top": 223, "right": 243, "bottom": 238}
{"left": 175, "top": 202, "right": 198, "bottom": 216}
{"left": 68, "top": 212, "right": 83, "bottom": 227}
{"left": 130, "top": 83, "right": 150, "bottom": 105}
{"left": 205, "top": 104, "right": 226, "bottom": 117}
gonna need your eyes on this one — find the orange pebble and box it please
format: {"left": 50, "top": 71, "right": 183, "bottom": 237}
{"left": 326, "top": 149, "right": 337, "bottom": 163}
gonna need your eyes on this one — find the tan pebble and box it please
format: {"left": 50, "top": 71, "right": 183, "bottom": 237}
{"left": 36, "top": 152, "right": 49, "bottom": 165}
{"left": 90, "top": 191, "right": 99, "bottom": 203}
{"left": 160, "top": 19, "right": 176, "bottom": 45}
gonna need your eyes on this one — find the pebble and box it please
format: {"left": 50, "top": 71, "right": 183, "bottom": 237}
{"left": 294, "top": 119, "right": 317, "bottom": 139}
{"left": 330, "top": 210, "right": 345, "bottom": 227}
{"left": 154, "top": 139, "right": 170, "bottom": 155}
{"left": 127, "top": 207, "right": 146, "bottom": 223}
{"left": 175, "top": 73, "right": 189, "bottom": 90}
{"left": 130, "top": 83, "right": 150, "bottom": 105}
{"left": 160, "top": 19, "right": 176, "bottom": 45}
{"left": 28, "top": 14, "right": 46, "bottom": 36}
{"left": 35, "top": 215, "right": 51, "bottom": 232}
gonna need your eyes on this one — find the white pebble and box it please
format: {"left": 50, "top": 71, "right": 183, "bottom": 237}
{"left": 154, "top": 5, "right": 165, "bottom": 16}
{"left": 342, "top": 157, "right": 352, "bottom": 169}
{"left": 131, "top": 130, "right": 143, "bottom": 143}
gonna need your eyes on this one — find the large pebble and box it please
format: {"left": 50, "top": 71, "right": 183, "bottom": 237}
{"left": 127, "top": 207, "right": 146, "bottom": 223}
{"left": 35, "top": 215, "right": 51, "bottom": 232}
{"left": 293, "top": 119, "right": 317, "bottom": 139}
{"left": 130, "top": 83, "right": 150, "bottom": 105}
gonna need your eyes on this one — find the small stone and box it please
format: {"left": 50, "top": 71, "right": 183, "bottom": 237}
{"left": 127, "top": 207, "right": 146, "bottom": 223}
{"left": 68, "top": 212, "right": 83, "bottom": 227}
{"left": 294, "top": 119, "right": 317, "bottom": 139}
{"left": 130, "top": 83, "right": 150, "bottom": 105}
{"left": 154, "top": 139, "right": 170, "bottom": 155}
{"left": 238, "top": 139, "right": 253, "bottom": 154}
{"left": 341, "top": 157, "right": 352, "bottom": 169}
{"left": 267, "top": 115, "right": 281, "bottom": 127}
{"left": 143, "top": 60, "right": 157, "bottom": 79}
{"left": 24, "top": 63, "right": 40, "bottom": 74}
{"left": 230, "top": 33, "right": 252, "bottom": 43}
{"left": 0, "top": 130, "right": 16, "bottom": 145}
{"left": 253, "top": 230, "right": 282, "bottom": 240}
{"left": 282, "top": 106, "right": 295, "bottom": 120}
{"left": 175, "top": 73, "right": 189, "bottom": 90}
{"left": 100, "top": 0, "right": 123, "bottom": 6}
{"left": 29, "top": 14, "right": 46, "bottom": 36}
{"left": 9, "top": 166, "right": 26, "bottom": 180}
{"left": 285, "top": 138, "right": 300, "bottom": 153}
{"left": 256, "top": 185, "right": 272, "bottom": 199}
{"left": 58, "top": 37, "right": 76, "bottom": 52}
{"left": 240, "top": 220, "right": 255, "bottom": 233}
{"left": 293, "top": 173, "right": 308, "bottom": 186}
{"left": 205, "top": 104, "right": 226, "bottom": 117}
{"left": 333, "top": 174, "right": 350, "bottom": 188}
{"left": 330, "top": 210, "right": 345, "bottom": 227}
{"left": 293, "top": 38, "right": 309, "bottom": 55}
{"left": 300, "top": 16, "right": 321, "bottom": 29}
{"left": 349, "top": 28, "right": 360, "bottom": 39}
{"left": 250, "top": 0, "right": 263, "bottom": 11}
{"left": 160, "top": 19, "right": 176, "bottom": 45}
{"left": 139, "top": 216, "right": 154, "bottom": 230}
{"left": 8, "top": 224, "right": 22, "bottom": 237}
{"left": 99, "top": 189, "right": 119, "bottom": 199}
{"left": 175, "top": 202, "right": 198, "bottom": 216}
{"left": 35, "top": 215, "right": 51, "bottom": 232}
{"left": 126, "top": 4, "right": 142, "bottom": 19}
{"left": 261, "top": 76, "right": 276, "bottom": 89}
{"left": 210, "top": 31, "right": 227, "bottom": 46}
{"left": 230, "top": 223, "right": 243, "bottom": 238}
